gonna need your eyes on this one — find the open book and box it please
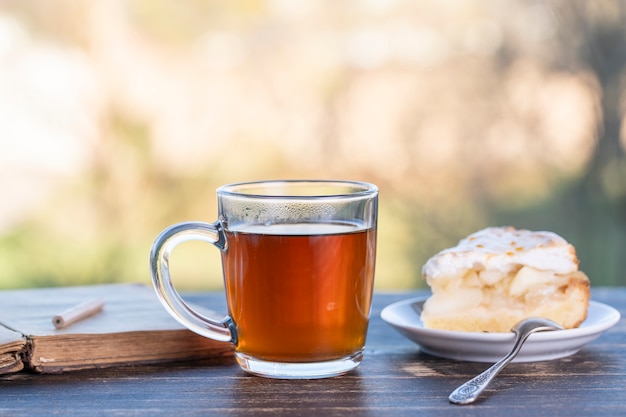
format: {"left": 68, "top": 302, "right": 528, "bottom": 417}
{"left": 0, "top": 283, "right": 233, "bottom": 374}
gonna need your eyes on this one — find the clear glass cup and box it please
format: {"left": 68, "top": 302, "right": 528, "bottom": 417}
{"left": 150, "top": 180, "right": 378, "bottom": 379}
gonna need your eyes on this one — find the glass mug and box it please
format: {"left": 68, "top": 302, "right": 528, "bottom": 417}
{"left": 149, "top": 180, "right": 378, "bottom": 379}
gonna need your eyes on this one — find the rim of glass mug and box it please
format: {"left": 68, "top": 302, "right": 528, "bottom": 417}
{"left": 216, "top": 180, "right": 378, "bottom": 199}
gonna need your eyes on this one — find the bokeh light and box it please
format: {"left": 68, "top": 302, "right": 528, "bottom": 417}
{"left": 0, "top": 0, "right": 624, "bottom": 290}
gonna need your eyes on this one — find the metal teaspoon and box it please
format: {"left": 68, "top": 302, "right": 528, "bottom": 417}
{"left": 448, "top": 317, "right": 563, "bottom": 405}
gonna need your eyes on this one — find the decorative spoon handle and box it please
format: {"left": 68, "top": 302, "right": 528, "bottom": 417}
{"left": 448, "top": 339, "right": 522, "bottom": 404}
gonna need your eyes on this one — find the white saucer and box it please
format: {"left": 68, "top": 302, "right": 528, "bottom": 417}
{"left": 380, "top": 297, "right": 621, "bottom": 363}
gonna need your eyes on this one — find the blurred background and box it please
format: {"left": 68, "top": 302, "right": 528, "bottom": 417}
{"left": 0, "top": 0, "right": 624, "bottom": 291}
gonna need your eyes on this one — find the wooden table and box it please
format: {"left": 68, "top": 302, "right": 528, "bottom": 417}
{"left": 1, "top": 288, "right": 624, "bottom": 416}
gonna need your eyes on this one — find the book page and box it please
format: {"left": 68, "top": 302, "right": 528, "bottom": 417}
{"left": 0, "top": 283, "right": 224, "bottom": 336}
{"left": 0, "top": 325, "right": 24, "bottom": 352}
{"left": 0, "top": 320, "right": 26, "bottom": 373}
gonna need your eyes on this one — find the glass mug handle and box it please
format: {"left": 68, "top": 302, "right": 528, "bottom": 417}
{"left": 149, "top": 221, "right": 236, "bottom": 344}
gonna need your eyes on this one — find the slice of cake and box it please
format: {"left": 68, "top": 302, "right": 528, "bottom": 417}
{"left": 421, "top": 226, "right": 590, "bottom": 332}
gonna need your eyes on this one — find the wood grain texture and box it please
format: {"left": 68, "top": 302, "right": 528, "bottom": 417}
{"left": 0, "top": 288, "right": 624, "bottom": 417}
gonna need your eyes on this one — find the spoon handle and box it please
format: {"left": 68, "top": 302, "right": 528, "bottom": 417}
{"left": 448, "top": 331, "right": 530, "bottom": 405}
